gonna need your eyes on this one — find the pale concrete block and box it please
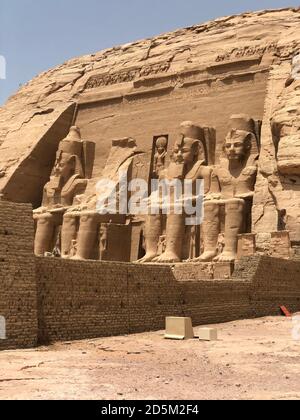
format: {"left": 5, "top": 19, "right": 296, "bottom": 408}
{"left": 198, "top": 328, "right": 218, "bottom": 341}
{"left": 165, "top": 317, "right": 194, "bottom": 340}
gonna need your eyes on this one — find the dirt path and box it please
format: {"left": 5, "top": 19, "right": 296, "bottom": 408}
{"left": 0, "top": 316, "right": 299, "bottom": 400}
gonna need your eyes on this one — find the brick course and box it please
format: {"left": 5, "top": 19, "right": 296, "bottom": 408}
{"left": 0, "top": 201, "right": 38, "bottom": 350}
{"left": 0, "top": 201, "right": 300, "bottom": 349}
{"left": 35, "top": 256, "right": 300, "bottom": 344}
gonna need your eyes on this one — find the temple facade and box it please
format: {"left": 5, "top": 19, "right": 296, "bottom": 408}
{"left": 0, "top": 8, "right": 300, "bottom": 349}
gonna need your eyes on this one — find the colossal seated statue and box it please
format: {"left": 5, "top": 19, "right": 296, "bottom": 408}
{"left": 33, "top": 126, "right": 95, "bottom": 256}
{"left": 196, "top": 114, "right": 259, "bottom": 263}
{"left": 138, "top": 121, "right": 213, "bottom": 264}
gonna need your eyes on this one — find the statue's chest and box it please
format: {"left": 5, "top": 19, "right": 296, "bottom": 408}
{"left": 218, "top": 167, "right": 256, "bottom": 189}
{"left": 45, "top": 183, "right": 61, "bottom": 202}
{"left": 45, "top": 179, "right": 75, "bottom": 206}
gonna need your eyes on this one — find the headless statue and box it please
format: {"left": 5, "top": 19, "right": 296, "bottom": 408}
{"left": 138, "top": 121, "right": 212, "bottom": 264}
{"left": 61, "top": 137, "right": 137, "bottom": 260}
{"left": 196, "top": 114, "right": 259, "bottom": 263}
{"left": 33, "top": 126, "right": 89, "bottom": 256}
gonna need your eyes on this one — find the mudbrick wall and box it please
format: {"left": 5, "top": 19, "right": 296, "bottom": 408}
{"left": 0, "top": 200, "right": 300, "bottom": 349}
{"left": 35, "top": 259, "right": 251, "bottom": 344}
{"left": 35, "top": 256, "right": 300, "bottom": 345}
{"left": 0, "top": 201, "right": 38, "bottom": 350}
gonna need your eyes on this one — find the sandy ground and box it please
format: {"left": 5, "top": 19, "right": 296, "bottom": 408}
{"left": 0, "top": 316, "right": 300, "bottom": 400}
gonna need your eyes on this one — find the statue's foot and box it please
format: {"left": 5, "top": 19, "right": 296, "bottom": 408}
{"left": 153, "top": 252, "right": 181, "bottom": 263}
{"left": 193, "top": 251, "right": 218, "bottom": 263}
{"left": 136, "top": 253, "right": 157, "bottom": 263}
{"left": 61, "top": 254, "right": 70, "bottom": 259}
{"left": 70, "top": 255, "right": 85, "bottom": 261}
{"left": 214, "top": 252, "right": 236, "bottom": 263}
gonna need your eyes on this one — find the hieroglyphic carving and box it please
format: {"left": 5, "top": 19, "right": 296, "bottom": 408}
{"left": 140, "top": 62, "right": 170, "bottom": 77}
{"left": 85, "top": 62, "right": 171, "bottom": 89}
{"left": 86, "top": 70, "right": 137, "bottom": 89}
{"left": 215, "top": 43, "right": 277, "bottom": 62}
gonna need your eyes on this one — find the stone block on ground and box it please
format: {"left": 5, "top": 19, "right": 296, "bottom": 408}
{"left": 198, "top": 328, "right": 218, "bottom": 342}
{"left": 165, "top": 317, "right": 194, "bottom": 340}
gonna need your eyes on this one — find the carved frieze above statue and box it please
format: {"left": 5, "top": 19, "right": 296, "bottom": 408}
{"left": 85, "top": 62, "right": 171, "bottom": 89}
{"left": 215, "top": 43, "right": 277, "bottom": 63}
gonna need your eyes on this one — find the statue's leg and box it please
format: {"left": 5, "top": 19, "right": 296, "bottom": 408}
{"left": 72, "top": 212, "right": 99, "bottom": 260}
{"left": 34, "top": 213, "right": 55, "bottom": 256}
{"left": 196, "top": 201, "right": 220, "bottom": 262}
{"left": 216, "top": 198, "right": 245, "bottom": 262}
{"left": 61, "top": 213, "right": 78, "bottom": 259}
{"left": 154, "top": 214, "right": 184, "bottom": 263}
{"left": 137, "top": 214, "right": 161, "bottom": 263}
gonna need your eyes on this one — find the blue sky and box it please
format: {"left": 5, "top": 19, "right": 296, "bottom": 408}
{"left": 0, "top": 0, "right": 299, "bottom": 104}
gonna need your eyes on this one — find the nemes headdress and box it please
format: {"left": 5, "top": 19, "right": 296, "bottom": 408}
{"left": 56, "top": 126, "right": 84, "bottom": 177}
{"left": 179, "top": 121, "right": 205, "bottom": 142}
{"left": 228, "top": 114, "right": 255, "bottom": 134}
{"left": 59, "top": 126, "right": 83, "bottom": 157}
{"left": 178, "top": 121, "right": 207, "bottom": 164}
{"left": 227, "top": 114, "right": 259, "bottom": 157}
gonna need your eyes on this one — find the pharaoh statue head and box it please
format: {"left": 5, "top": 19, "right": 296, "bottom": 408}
{"left": 52, "top": 126, "right": 84, "bottom": 181}
{"left": 224, "top": 115, "right": 258, "bottom": 163}
{"left": 172, "top": 122, "right": 205, "bottom": 166}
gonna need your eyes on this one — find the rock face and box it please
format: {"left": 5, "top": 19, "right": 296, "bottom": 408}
{"left": 0, "top": 7, "right": 300, "bottom": 257}
{"left": 267, "top": 55, "right": 300, "bottom": 243}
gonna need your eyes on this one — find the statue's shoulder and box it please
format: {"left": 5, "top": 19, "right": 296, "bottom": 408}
{"left": 63, "top": 175, "right": 87, "bottom": 194}
{"left": 73, "top": 176, "right": 88, "bottom": 186}
{"left": 44, "top": 177, "right": 54, "bottom": 189}
{"left": 212, "top": 164, "right": 222, "bottom": 177}
{"left": 242, "top": 164, "right": 258, "bottom": 177}
{"left": 186, "top": 160, "right": 207, "bottom": 179}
